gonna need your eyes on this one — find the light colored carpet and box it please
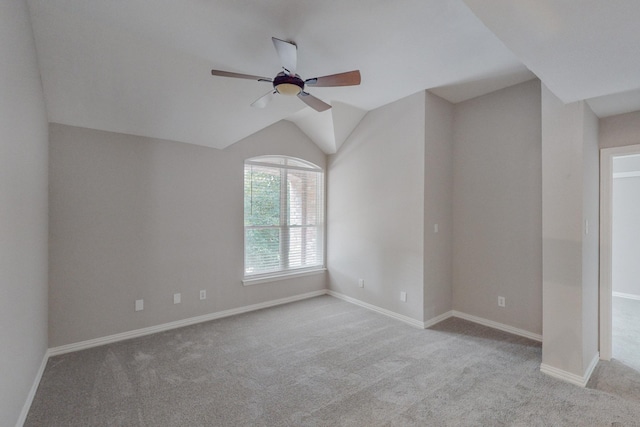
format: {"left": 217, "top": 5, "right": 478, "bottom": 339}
{"left": 26, "top": 295, "right": 640, "bottom": 426}
{"left": 612, "top": 296, "right": 640, "bottom": 372}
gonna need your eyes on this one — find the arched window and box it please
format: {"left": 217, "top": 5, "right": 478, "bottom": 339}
{"left": 243, "top": 156, "right": 324, "bottom": 280}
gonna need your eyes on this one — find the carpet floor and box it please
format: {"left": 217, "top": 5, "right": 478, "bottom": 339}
{"left": 26, "top": 295, "right": 640, "bottom": 426}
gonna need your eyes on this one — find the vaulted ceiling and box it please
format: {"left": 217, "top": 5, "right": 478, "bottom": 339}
{"left": 26, "top": 0, "right": 640, "bottom": 153}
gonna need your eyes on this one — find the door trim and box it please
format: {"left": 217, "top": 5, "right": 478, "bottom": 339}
{"left": 599, "top": 143, "right": 640, "bottom": 361}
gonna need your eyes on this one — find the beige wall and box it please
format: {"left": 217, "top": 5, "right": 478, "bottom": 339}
{"left": 541, "top": 84, "right": 599, "bottom": 377}
{"left": 599, "top": 110, "right": 640, "bottom": 149}
{"left": 48, "top": 121, "right": 326, "bottom": 347}
{"left": 541, "top": 85, "right": 583, "bottom": 375}
{"left": 452, "top": 79, "right": 542, "bottom": 335}
{"left": 581, "top": 106, "right": 599, "bottom": 372}
{"left": 327, "top": 92, "right": 426, "bottom": 321}
{"left": 0, "top": 0, "right": 49, "bottom": 425}
{"left": 424, "top": 92, "right": 454, "bottom": 321}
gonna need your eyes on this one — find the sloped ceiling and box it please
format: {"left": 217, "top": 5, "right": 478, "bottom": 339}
{"left": 463, "top": 0, "right": 640, "bottom": 118}
{"left": 27, "top": 1, "right": 640, "bottom": 153}
{"left": 27, "top": 0, "right": 534, "bottom": 153}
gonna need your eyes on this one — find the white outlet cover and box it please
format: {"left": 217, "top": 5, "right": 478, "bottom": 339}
{"left": 135, "top": 299, "right": 144, "bottom": 311}
{"left": 174, "top": 293, "right": 181, "bottom": 304}
{"left": 199, "top": 290, "right": 206, "bottom": 300}
{"left": 358, "top": 278, "right": 364, "bottom": 288}
{"left": 400, "top": 291, "right": 407, "bottom": 302}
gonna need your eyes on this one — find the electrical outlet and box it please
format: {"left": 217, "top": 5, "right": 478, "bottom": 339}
{"left": 498, "top": 296, "right": 505, "bottom": 307}
{"left": 358, "top": 278, "right": 364, "bottom": 288}
{"left": 135, "top": 299, "right": 144, "bottom": 312}
{"left": 400, "top": 291, "right": 407, "bottom": 302}
{"left": 174, "top": 293, "right": 181, "bottom": 304}
{"left": 199, "top": 290, "right": 206, "bottom": 300}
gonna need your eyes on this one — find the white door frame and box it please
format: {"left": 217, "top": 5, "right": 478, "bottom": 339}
{"left": 599, "top": 143, "right": 640, "bottom": 361}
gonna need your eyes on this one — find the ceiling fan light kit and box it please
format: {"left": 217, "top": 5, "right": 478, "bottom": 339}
{"left": 273, "top": 72, "right": 304, "bottom": 96}
{"left": 211, "top": 37, "right": 361, "bottom": 112}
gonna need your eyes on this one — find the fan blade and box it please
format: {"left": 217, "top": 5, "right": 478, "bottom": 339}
{"left": 251, "top": 90, "right": 276, "bottom": 109}
{"left": 211, "top": 69, "right": 272, "bottom": 82}
{"left": 272, "top": 37, "right": 297, "bottom": 75}
{"left": 305, "top": 70, "right": 361, "bottom": 87}
{"left": 297, "top": 91, "right": 331, "bottom": 112}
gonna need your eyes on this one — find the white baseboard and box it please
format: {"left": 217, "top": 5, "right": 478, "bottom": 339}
{"left": 326, "top": 291, "right": 542, "bottom": 342}
{"left": 20, "top": 290, "right": 326, "bottom": 425}
{"left": 612, "top": 291, "right": 640, "bottom": 301}
{"left": 451, "top": 311, "right": 543, "bottom": 342}
{"left": 22, "top": 290, "right": 558, "bottom": 424}
{"left": 540, "top": 352, "right": 599, "bottom": 388}
{"left": 327, "top": 290, "right": 425, "bottom": 329}
{"left": 424, "top": 310, "right": 454, "bottom": 328}
{"left": 424, "top": 310, "right": 541, "bottom": 342}
{"left": 15, "top": 350, "right": 50, "bottom": 427}
{"left": 49, "top": 291, "right": 538, "bottom": 357}
{"left": 585, "top": 351, "right": 600, "bottom": 383}
{"left": 48, "top": 289, "right": 327, "bottom": 357}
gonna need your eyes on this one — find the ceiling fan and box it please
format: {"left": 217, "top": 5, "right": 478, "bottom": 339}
{"left": 211, "top": 37, "right": 361, "bottom": 112}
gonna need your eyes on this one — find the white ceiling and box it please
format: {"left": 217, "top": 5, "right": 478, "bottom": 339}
{"left": 26, "top": 1, "right": 640, "bottom": 153}
{"left": 463, "top": 0, "right": 640, "bottom": 118}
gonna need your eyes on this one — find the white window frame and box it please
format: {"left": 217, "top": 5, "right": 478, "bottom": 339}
{"left": 242, "top": 156, "right": 325, "bottom": 285}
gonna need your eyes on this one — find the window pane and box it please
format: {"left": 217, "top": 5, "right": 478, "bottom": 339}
{"left": 287, "top": 226, "right": 321, "bottom": 269}
{"left": 252, "top": 156, "right": 286, "bottom": 166}
{"left": 287, "top": 169, "right": 320, "bottom": 226}
{"left": 245, "top": 228, "right": 281, "bottom": 274}
{"left": 247, "top": 156, "right": 319, "bottom": 170}
{"left": 304, "top": 227, "right": 321, "bottom": 265}
{"left": 284, "top": 158, "right": 316, "bottom": 168}
{"left": 244, "top": 165, "right": 280, "bottom": 227}
{"left": 244, "top": 156, "right": 324, "bottom": 277}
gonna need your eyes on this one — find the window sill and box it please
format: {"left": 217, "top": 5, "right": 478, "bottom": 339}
{"left": 242, "top": 267, "right": 327, "bottom": 286}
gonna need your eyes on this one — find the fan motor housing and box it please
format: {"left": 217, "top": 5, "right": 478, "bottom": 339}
{"left": 273, "top": 72, "right": 304, "bottom": 95}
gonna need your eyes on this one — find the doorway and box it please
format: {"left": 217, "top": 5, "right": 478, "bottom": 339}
{"left": 600, "top": 144, "right": 640, "bottom": 370}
